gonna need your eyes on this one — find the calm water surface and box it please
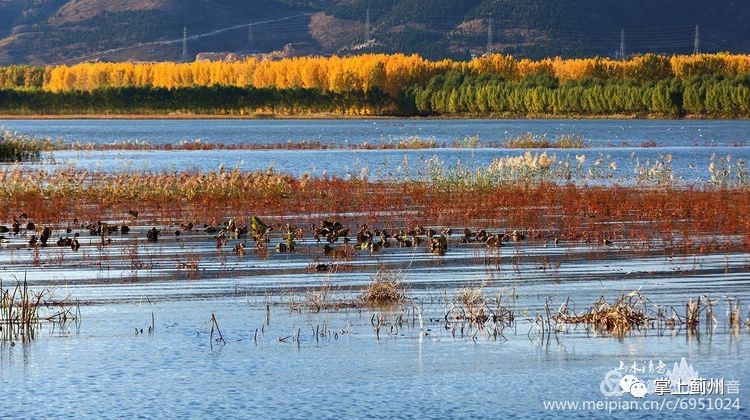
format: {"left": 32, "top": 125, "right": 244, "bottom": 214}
{"left": 1, "top": 119, "right": 748, "bottom": 417}
{"left": 2, "top": 119, "right": 749, "bottom": 180}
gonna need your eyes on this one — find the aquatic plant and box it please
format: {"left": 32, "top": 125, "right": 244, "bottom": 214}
{"left": 361, "top": 269, "right": 406, "bottom": 306}
{"left": 556, "top": 291, "right": 652, "bottom": 338}
{"left": 453, "top": 135, "right": 482, "bottom": 148}
{"left": 708, "top": 153, "right": 747, "bottom": 188}
{"left": 0, "top": 131, "right": 54, "bottom": 162}
{"left": 487, "top": 151, "right": 558, "bottom": 184}
{"left": 504, "top": 132, "right": 551, "bottom": 149}
{"left": 1, "top": 278, "right": 79, "bottom": 343}
{"left": 554, "top": 134, "right": 588, "bottom": 149}
{"left": 633, "top": 154, "right": 675, "bottom": 187}
{"left": 396, "top": 136, "right": 438, "bottom": 149}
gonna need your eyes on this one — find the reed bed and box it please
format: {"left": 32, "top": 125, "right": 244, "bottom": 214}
{"left": 53, "top": 137, "right": 446, "bottom": 151}
{"left": 1, "top": 167, "right": 747, "bottom": 253}
{"left": 504, "top": 133, "right": 588, "bottom": 149}
{"left": 0, "top": 131, "right": 54, "bottom": 162}
{"left": 44, "top": 134, "right": 593, "bottom": 151}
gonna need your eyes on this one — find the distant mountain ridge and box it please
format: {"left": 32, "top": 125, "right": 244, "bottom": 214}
{"left": 0, "top": 0, "right": 748, "bottom": 65}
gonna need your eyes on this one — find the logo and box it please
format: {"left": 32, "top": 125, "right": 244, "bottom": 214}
{"left": 600, "top": 357, "right": 740, "bottom": 398}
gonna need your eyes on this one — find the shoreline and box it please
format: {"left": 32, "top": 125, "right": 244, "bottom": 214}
{"left": 0, "top": 113, "right": 731, "bottom": 121}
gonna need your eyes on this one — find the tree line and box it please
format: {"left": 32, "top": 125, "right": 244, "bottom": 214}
{"left": 1, "top": 53, "right": 749, "bottom": 92}
{"left": 0, "top": 53, "right": 748, "bottom": 117}
{"left": 403, "top": 72, "right": 750, "bottom": 117}
{"left": 0, "top": 86, "right": 395, "bottom": 115}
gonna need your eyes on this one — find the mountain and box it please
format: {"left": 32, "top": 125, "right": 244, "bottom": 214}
{"left": 0, "top": 0, "right": 748, "bottom": 65}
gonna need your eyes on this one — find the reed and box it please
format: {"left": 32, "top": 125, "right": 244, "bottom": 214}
{"left": 1, "top": 277, "right": 79, "bottom": 343}
{"left": 505, "top": 132, "right": 551, "bottom": 149}
{"left": 557, "top": 291, "right": 652, "bottom": 338}
{"left": 0, "top": 131, "right": 54, "bottom": 162}
{"left": 360, "top": 268, "right": 406, "bottom": 306}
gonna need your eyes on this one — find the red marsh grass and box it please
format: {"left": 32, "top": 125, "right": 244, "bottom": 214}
{"left": 0, "top": 168, "right": 748, "bottom": 252}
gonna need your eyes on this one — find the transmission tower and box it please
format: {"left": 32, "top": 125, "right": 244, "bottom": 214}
{"left": 182, "top": 26, "right": 188, "bottom": 61}
{"left": 487, "top": 17, "right": 493, "bottom": 55}
{"left": 365, "top": 8, "right": 371, "bottom": 42}
{"left": 248, "top": 24, "right": 254, "bottom": 53}
{"left": 693, "top": 25, "right": 700, "bottom": 54}
{"left": 619, "top": 29, "right": 625, "bottom": 60}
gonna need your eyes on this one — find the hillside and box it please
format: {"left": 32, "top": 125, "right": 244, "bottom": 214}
{"left": 0, "top": 0, "right": 748, "bottom": 64}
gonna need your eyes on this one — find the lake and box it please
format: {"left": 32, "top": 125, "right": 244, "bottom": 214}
{"left": 3, "top": 119, "right": 749, "bottom": 182}
{"left": 1, "top": 118, "right": 748, "bottom": 418}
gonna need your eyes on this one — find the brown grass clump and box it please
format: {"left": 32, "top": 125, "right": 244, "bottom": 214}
{"left": 505, "top": 132, "right": 551, "bottom": 148}
{"left": 505, "top": 133, "right": 587, "bottom": 149}
{"left": 360, "top": 269, "right": 406, "bottom": 306}
{"left": 557, "top": 291, "right": 652, "bottom": 337}
{"left": 454, "top": 286, "right": 489, "bottom": 323}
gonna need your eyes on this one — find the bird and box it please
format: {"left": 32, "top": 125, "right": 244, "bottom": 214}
{"left": 146, "top": 227, "right": 160, "bottom": 242}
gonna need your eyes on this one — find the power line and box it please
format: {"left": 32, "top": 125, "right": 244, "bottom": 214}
{"left": 53, "top": 13, "right": 315, "bottom": 64}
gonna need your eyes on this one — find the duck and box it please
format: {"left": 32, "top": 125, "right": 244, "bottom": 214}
{"left": 458, "top": 228, "right": 472, "bottom": 244}
{"left": 431, "top": 234, "right": 448, "bottom": 254}
{"left": 146, "top": 227, "right": 160, "bottom": 242}
{"left": 510, "top": 230, "right": 526, "bottom": 241}
{"left": 56, "top": 237, "right": 72, "bottom": 247}
{"left": 40, "top": 227, "right": 52, "bottom": 246}
{"left": 485, "top": 234, "right": 504, "bottom": 248}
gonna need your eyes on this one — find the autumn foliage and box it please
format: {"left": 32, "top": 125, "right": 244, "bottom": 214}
{"left": 32, "top": 53, "right": 750, "bottom": 94}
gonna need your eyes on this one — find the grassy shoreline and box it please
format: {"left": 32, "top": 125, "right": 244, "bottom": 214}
{"left": 0, "top": 112, "right": 733, "bottom": 120}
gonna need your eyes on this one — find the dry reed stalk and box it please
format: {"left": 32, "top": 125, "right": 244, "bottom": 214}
{"left": 360, "top": 268, "right": 406, "bottom": 306}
